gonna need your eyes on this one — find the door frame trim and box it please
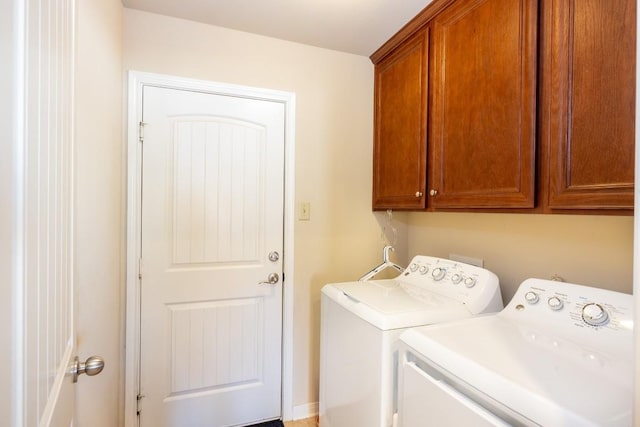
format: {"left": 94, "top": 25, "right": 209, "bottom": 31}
{"left": 124, "top": 71, "right": 296, "bottom": 426}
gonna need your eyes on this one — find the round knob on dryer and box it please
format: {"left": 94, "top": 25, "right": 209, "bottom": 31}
{"left": 524, "top": 291, "right": 539, "bottom": 304}
{"left": 547, "top": 296, "right": 564, "bottom": 311}
{"left": 464, "top": 277, "right": 477, "bottom": 288}
{"left": 419, "top": 266, "right": 429, "bottom": 275}
{"left": 451, "top": 274, "right": 463, "bottom": 284}
{"left": 582, "top": 303, "right": 609, "bottom": 326}
{"left": 409, "top": 263, "right": 419, "bottom": 272}
{"left": 432, "top": 267, "right": 446, "bottom": 281}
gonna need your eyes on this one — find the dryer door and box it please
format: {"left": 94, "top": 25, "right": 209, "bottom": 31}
{"left": 398, "top": 359, "right": 510, "bottom": 427}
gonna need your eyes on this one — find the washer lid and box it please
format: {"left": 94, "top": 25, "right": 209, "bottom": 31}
{"left": 322, "top": 280, "right": 471, "bottom": 330}
{"left": 400, "top": 316, "right": 633, "bottom": 426}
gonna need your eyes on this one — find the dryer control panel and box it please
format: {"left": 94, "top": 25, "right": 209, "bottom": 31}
{"left": 504, "top": 278, "right": 633, "bottom": 357}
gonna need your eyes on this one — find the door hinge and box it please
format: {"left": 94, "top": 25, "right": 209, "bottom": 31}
{"left": 137, "top": 393, "right": 145, "bottom": 416}
{"left": 138, "top": 258, "right": 143, "bottom": 280}
{"left": 138, "top": 121, "right": 146, "bottom": 143}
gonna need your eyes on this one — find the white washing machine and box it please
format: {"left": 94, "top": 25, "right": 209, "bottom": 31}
{"left": 397, "top": 278, "right": 634, "bottom": 426}
{"left": 319, "top": 255, "right": 504, "bottom": 427}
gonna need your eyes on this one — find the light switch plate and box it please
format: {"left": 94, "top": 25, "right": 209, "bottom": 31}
{"left": 300, "top": 202, "right": 311, "bottom": 220}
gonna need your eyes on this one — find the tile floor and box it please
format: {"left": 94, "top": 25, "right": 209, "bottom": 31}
{"left": 284, "top": 416, "right": 317, "bottom": 427}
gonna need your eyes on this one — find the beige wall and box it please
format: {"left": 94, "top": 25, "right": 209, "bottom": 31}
{"left": 406, "top": 212, "right": 633, "bottom": 303}
{"left": 75, "top": 0, "right": 124, "bottom": 425}
{"left": 122, "top": 8, "right": 402, "bottom": 414}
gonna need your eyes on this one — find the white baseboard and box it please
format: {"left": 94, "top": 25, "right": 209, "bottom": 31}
{"left": 292, "top": 402, "right": 318, "bottom": 421}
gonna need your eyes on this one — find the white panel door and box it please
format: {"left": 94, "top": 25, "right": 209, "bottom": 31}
{"left": 139, "top": 85, "right": 285, "bottom": 426}
{"left": 19, "top": 0, "right": 78, "bottom": 425}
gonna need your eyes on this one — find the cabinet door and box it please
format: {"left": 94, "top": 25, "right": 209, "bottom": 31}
{"left": 429, "top": 0, "right": 538, "bottom": 208}
{"left": 372, "top": 28, "right": 429, "bottom": 209}
{"left": 543, "top": 0, "right": 635, "bottom": 210}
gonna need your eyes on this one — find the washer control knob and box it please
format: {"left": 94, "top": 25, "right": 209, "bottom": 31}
{"left": 547, "top": 296, "right": 564, "bottom": 311}
{"left": 582, "top": 303, "right": 609, "bottom": 326}
{"left": 524, "top": 291, "right": 539, "bottom": 304}
{"left": 464, "top": 277, "right": 477, "bottom": 288}
{"left": 451, "top": 274, "right": 463, "bottom": 284}
{"left": 419, "top": 265, "right": 429, "bottom": 275}
{"left": 409, "top": 263, "right": 419, "bottom": 272}
{"left": 432, "top": 267, "right": 446, "bottom": 281}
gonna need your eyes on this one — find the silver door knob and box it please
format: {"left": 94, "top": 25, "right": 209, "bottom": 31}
{"left": 71, "top": 355, "right": 104, "bottom": 383}
{"left": 415, "top": 191, "right": 423, "bottom": 198}
{"left": 429, "top": 189, "right": 438, "bottom": 196}
{"left": 268, "top": 251, "right": 280, "bottom": 262}
{"left": 259, "top": 273, "right": 279, "bottom": 285}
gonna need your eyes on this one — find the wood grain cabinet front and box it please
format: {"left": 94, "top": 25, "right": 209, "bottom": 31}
{"left": 541, "top": 0, "right": 636, "bottom": 212}
{"left": 372, "top": 28, "right": 429, "bottom": 210}
{"left": 428, "top": 0, "right": 538, "bottom": 209}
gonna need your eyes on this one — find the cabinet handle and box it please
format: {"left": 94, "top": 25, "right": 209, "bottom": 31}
{"left": 429, "top": 189, "right": 438, "bottom": 196}
{"left": 415, "top": 191, "right": 423, "bottom": 198}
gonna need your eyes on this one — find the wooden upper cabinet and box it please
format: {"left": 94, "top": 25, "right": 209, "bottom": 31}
{"left": 370, "top": 0, "right": 634, "bottom": 213}
{"left": 542, "top": 0, "right": 636, "bottom": 211}
{"left": 428, "top": 0, "right": 538, "bottom": 208}
{"left": 372, "top": 28, "right": 429, "bottom": 209}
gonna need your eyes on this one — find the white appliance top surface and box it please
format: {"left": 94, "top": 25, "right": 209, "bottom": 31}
{"left": 400, "top": 279, "right": 634, "bottom": 426}
{"left": 323, "top": 280, "right": 471, "bottom": 330}
{"left": 334, "top": 279, "right": 462, "bottom": 313}
{"left": 321, "top": 254, "right": 503, "bottom": 330}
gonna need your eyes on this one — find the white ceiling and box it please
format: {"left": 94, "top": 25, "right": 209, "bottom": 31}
{"left": 121, "top": 0, "right": 434, "bottom": 56}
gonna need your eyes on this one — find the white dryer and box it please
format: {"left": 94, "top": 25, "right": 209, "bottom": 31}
{"left": 397, "top": 278, "right": 634, "bottom": 426}
{"left": 319, "top": 255, "right": 503, "bottom": 427}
